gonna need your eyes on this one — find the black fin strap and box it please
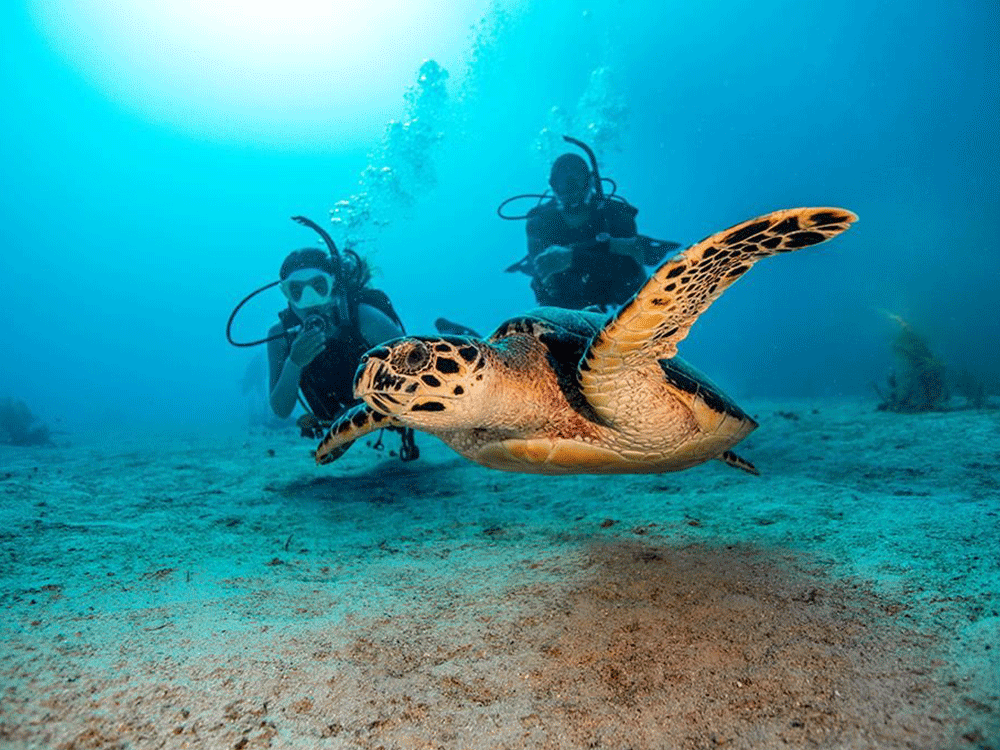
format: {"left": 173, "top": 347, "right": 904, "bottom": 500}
{"left": 399, "top": 428, "right": 420, "bottom": 462}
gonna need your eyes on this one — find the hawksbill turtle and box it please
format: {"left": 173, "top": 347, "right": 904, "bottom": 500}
{"left": 316, "top": 207, "right": 856, "bottom": 475}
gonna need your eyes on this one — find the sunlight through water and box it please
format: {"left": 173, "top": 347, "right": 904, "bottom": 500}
{"left": 28, "top": 0, "right": 491, "bottom": 145}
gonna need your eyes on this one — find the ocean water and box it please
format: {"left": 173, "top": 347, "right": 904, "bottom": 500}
{"left": 1, "top": 1, "right": 998, "bottom": 748}
{"left": 2, "top": 0, "right": 997, "bottom": 431}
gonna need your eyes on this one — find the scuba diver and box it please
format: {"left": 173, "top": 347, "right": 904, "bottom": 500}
{"left": 500, "top": 135, "right": 680, "bottom": 311}
{"left": 226, "top": 216, "right": 418, "bottom": 462}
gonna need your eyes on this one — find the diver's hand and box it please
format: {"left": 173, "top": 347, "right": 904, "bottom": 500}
{"left": 534, "top": 245, "right": 573, "bottom": 282}
{"left": 289, "top": 329, "right": 326, "bottom": 367}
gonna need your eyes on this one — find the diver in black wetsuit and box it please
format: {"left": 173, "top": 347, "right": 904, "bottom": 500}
{"left": 502, "top": 136, "right": 679, "bottom": 311}
{"left": 266, "top": 249, "right": 401, "bottom": 422}
{"left": 226, "top": 216, "right": 418, "bottom": 462}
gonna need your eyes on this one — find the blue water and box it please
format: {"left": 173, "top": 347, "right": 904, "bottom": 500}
{"left": 2, "top": 5, "right": 999, "bottom": 745}
{"left": 1, "top": 0, "right": 997, "bottom": 433}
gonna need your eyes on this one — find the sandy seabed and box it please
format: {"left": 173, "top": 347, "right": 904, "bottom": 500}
{"left": 1, "top": 397, "right": 997, "bottom": 749}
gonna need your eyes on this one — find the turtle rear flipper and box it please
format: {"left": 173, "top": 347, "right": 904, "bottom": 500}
{"left": 718, "top": 450, "right": 759, "bottom": 476}
{"left": 315, "top": 403, "right": 399, "bottom": 465}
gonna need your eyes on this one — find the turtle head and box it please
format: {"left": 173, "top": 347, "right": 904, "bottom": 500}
{"left": 353, "top": 336, "right": 492, "bottom": 430}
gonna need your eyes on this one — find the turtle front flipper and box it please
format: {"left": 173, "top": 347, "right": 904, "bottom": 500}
{"left": 314, "top": 403, "right": 398, "bottom": 465}
{"left": 579, "top": 207, "right": 856, "bottom": 422}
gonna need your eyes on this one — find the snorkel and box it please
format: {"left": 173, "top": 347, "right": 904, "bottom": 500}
{"left": 560, "top": 135, "right": 604, "bottom": 203}
{"left": 225, "top": 216, "right": 350, "bottom": 347}
{"left": 289, "top": 215, "right": 344, "bottom": 281}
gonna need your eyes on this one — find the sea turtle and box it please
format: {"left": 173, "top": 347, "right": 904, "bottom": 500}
{"left": 315, "top": 207, "right": 856, "bottom": 475}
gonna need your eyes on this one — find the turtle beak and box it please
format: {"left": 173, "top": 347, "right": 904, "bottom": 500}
{"left": 352, "top": 347, "right": 421, "bottom": 417}
{"left": 353, "top": 347, "right": 392, "bottom": 398}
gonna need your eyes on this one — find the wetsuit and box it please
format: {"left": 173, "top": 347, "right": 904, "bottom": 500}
{"left": 524, "top": 198, "right": 642, "bottom": 310}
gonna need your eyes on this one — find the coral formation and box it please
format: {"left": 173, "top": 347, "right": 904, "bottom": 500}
{"left": 0, "top": 397, "right": 53, "bottom": 446}
{"left": 875, "top": 315, "right": 949, "bottom": 412}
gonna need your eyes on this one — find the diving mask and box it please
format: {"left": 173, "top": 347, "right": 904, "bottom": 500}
{"left": 281, "top": 269, "right": 336, "bottom": 309}
{"left": 551, "top": 172, "right": 593, "bottom": 211}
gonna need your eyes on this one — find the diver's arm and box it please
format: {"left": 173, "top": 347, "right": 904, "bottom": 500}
{"left": 357, "top": 303, "right": 404, "bottom": 347}
{"left": 525, "top": 213, "right": 552, "bottom": 262}
{"left": 270, "top": 363, "right": 301, "bottom": 419}
{"left": 267, "top": 324, "right": 325, "bottom": 418}
{"left": 527, "top": 233, "right": 548, "bottom": 260}
{"left": 267, "top": 326, "right": 300, "bottom": 419}
{"left": 603, "top": 204, "right": 642, "bottom": 263}
{"left": 527, "top": 233, "right": 556, "bottom": 279}
{"left": 533, "top": 245, "right": 573, "bottom": 280}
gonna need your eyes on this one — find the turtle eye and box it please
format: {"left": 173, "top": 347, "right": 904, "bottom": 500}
{"left": 393, "top": 340, "right": 431, "bottom": 375}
